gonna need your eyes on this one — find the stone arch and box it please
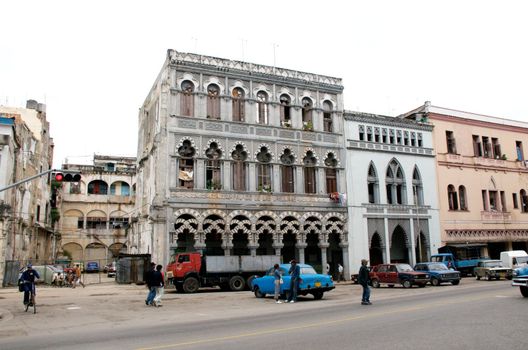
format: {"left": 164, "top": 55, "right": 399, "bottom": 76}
{"left": 390, "top": 225, "right": 409, "bottom": 263}
{"left": 203, "top": 139, "right": 225, "bottom": 159}
{"left": 254, "top": 143, "right": 275, "bottom": 162}
{"left": 302, "top": 147, "right": 319, "bottom": 166}
{"left": 203, "top": 76, "right": 225, "bottom": 94}
{"left": 85, "top": 242, "right": 107, "bottom": 261}
{"left": 369, "top": 232, "right": 384, "bottom": 266}
{"left": 200, "top": 209, "right": 227, "bottom": 221}
{"left": 303, "top": 215, "right": 322, "bottom": 268}
{"left": 323, "top": 150, "right": 341, "bottom": 167}
{"left": 110, "top": 181, "right": 131, "bottom": 196}
{"left": 87, "top": 180, "right": 108, "bottom": 195}
{"left": 255, "top": 214, "right": 276, "bottom": 255}
{"left": 227, "top": 210, "right": 254, "bottom": 225}
{"left": 174, "top": 213, "right": 198, "bottom": 252}
{"left": 62, "top": 242, "right": 83, "bottom": 261}
{"left": 280, "top": 215, "right": 300, "bottom": 263}
{"left": 63, "top": 209, "right": 84, "bottom": 231}
{"left": 230, "top": 214, "right": 251, "bottom": 255}
{"left": 229, "top": 141, "right": 250, "bottom": 160}
{"left": 203, "top": 213, "right": 225, "bottom": 256}
{"left": 108, "top": 242, "right": 127, "bottom": 258}
{"left": 176, "top": 136, "right": 197, "bottom": 151}
{"left": 254, "top": 210, "right": 279, "bottom": 223}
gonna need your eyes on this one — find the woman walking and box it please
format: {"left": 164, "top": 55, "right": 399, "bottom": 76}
{"left": 273, "top": 264, "right": 283, "bottom": 304}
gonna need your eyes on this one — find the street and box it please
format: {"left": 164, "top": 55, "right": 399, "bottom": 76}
{"left": 0, "top": 278, "right": 526, "bottom": 349}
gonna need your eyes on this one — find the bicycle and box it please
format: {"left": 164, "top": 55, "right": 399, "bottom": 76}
{"left": 24, "top": 282, "right": 36, "bottom": 314}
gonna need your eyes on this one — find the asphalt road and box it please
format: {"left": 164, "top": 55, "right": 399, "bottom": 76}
{"left": 0, "top": 279, "right": 526, "bottom": 349}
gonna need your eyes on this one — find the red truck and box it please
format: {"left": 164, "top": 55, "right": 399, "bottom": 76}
{"left": 166, "top": 252, "right": 278, "bottom": 293}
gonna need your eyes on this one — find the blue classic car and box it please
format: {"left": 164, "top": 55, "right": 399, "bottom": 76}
{"left": 414, "top": 262, "right": 461, "bottom": 286}
{"left": 251, "top": 263, "right": 334, "bottom": 300}
{"left": 511, "top": 265, "right": 528, "bottom": 297}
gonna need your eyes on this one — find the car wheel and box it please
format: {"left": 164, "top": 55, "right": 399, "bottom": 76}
{"left": 183, "top": 277, "right": 200, "bottom": 293}
{"left": 246, "top": 275, "right": 257, "bottom": 290}
{"left": 254, "top": 287, "right": 266, "bottom": 298}
{"left": 312, "top": 291, "right": 324, "bottom": 300}
{"left": 371, "top": 279, "right": 380, "bottom": 288}
{"left": 520, "top": 286, "right": 528, "bottom": 298}
{"left": 229, "top": 276, "right": 246, "bottom": 291}
{"left": 402, "top": 280, "right": 412, "bottom": 288}
{"left": 431, "top": 278, "right": 440, "bottom": 286}
{"left": 451, "top": 280, "right": 460, "bottom": 286}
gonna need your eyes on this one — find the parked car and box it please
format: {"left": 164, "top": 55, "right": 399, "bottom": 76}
{"left": 251, "top": 263, "right": 335, "bottom": 300}
{"left": 474, "top": 260, "right": 512, "bottom": 280}
{"left": 370, "top": 263, "right": 429, "bottom": 288}
{"left": 105, "top": 262, "right": 116, "bottom": 277}
{"left": 511, "top": 265, "right": 528, "bottom": 297}
{"left": 414, "top": 262, "right": 461, "bottom": 286}
{"left": 85, "top": 261, "right": 100, "bottom": 273}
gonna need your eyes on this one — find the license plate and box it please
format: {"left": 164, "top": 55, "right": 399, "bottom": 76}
{"left": 315, "top": 282, "right": 321, "bottom": 287}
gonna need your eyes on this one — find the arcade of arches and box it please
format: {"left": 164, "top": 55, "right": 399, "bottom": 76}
{"left": 369, "top": 224, "right": 430, "bottom": 266}
{"left": 171, "top": 210, "right": 348, "bottom": 275}
{"left": 61, "top": 242, "right": 127, "bottom": 262}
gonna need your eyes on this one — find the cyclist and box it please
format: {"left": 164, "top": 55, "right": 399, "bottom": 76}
{"left": 20, "top": 264, "right": 40, "bottom": 306}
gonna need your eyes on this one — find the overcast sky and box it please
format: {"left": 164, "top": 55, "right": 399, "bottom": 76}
{"left": 2, "top": 0, "right": 527, "bottom": 168}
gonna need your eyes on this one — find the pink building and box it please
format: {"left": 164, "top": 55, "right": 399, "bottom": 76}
{"left": 404, "top": 102, "right": 528, "bottom": 259}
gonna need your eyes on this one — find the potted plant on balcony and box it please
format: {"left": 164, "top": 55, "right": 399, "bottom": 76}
{"left": 281, "top": 120, "right": 292, "bottom": 128}
{"left": 303, "top": 120, "right": 314, "bottom": 131}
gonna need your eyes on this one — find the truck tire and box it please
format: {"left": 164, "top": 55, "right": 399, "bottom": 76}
{"left": 183, "top": 277, "right": 200, "bottom": 293}
{"left": 229, "top": 276, "right": 246, "bottom": 291}
{"left": 520, "top": 286, "right": 528, "bottom": 297}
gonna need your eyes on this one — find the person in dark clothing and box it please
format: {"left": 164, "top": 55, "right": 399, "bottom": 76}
{"left": 358, "top": 259, "right": 371, "bottom": 305}
{"left": 151, "top": 264, "right": 165, "bottom": 307}
{"left": 20, "top": 264, "right": 40, "bottom": 305}
{"left": 145, "top": 262, "right": 157, "bottom": 306}
{"left": 287, "top": 260, "right": 301, "bottom": 303}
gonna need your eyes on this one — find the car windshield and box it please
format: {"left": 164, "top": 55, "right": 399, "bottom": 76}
{"left": 300, "top": 267, "right": 317, "bottom": 275}
{"left": 431, "top": 256, "right": 443, "bottom": 263}
{"left": 516, "top": 256, "right": 528, "bottom": 265}
{"left": 484, "top": 262, "right": 503, "bottom": 268}
{"left": 428, "top": 264, "right": 448, "bottom": 271}
{"left": 396, "top": 264, "right": 414, "bottom": 272}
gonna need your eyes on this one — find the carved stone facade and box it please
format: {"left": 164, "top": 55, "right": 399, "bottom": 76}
{"left": 134, "top": 50, "right": 348, "bottom": 277}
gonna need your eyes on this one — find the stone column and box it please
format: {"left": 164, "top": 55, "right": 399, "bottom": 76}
{"left": 318, "top": 242, "right": 330, "bottom": 276}
{"left": 222, "top": 234, "right": 233, "bottom": 256}
{"left": 296, "top": 242, "right": 307, "bottom": 264}
{"left": 248, "top": 163, "right": 256, "bottom": 192}
{"left": 223, "top": 161, "right": 231, "bottom": 191}
{"left": 196, "top": 159, "right": 205, "bottom": 189}
{"left": 296, "top": 167, "right": 304, "bottom": 193}
{"left": 273, "top": 164, "right": 281, "bottom": 193}
{"left": 316, "top": 168, "right": 325, "bottom": 194}
{"left": 384, "top": 215, "right": 391, "bottom": 263}
{"left": 409, "top": 216, "right": 416, "bottom": 265}
{"left": 381, "top": 244, "right": 387, "bottom": 263}
{"left": 273, "top": 242, "right": 284, "bottom": 259}
{"left": 340, "top": 242, "right": 350, "bottom": 280}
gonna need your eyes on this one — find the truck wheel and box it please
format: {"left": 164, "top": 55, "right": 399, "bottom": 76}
{"left": 431, "top": 278, "right": 440, "bottom": 286}
{"left": 371, "top": 279, "right": 380, "bottom": 288}
{"left": 520, "top": 286, "right": 528, "bottom": 297}
{"left": 476, "top": 274, "right": 481, "bottom": 280}
{"left": 312, "top": 291, "right": 324, "bottom": 300}
{"left": 402, "top": 280, "right": 412, "bottom": 288}
{"left": 229, "top": 276, "right": 246, "bottom": 291}
{"left": 254, "top": 287, "right": 266, "bottom": 298}
{"left": 183, "top": 277, "right": 200, "bottom": 293}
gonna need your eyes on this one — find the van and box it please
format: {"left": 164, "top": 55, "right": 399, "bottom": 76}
{"left": 500, "top": 250, "right": 528, "bottom": 269}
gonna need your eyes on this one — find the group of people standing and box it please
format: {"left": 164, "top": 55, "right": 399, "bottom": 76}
{"left": 145, "top": 263, "right": 165, "bottom": 307}
{"left": 273, "top": 259, "right": 301, "bottom": 304}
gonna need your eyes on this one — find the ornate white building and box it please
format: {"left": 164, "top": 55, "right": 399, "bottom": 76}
{"left": 134, "top": 50, "right": 348, "bottom": 278}
{"left": 344, "top": 111, "right": 441, "bottom": 272}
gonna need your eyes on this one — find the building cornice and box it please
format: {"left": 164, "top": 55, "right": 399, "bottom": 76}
{"left": 344, "top": 111, "right": 433, "bottom": 131}
{"left": 346, "top": 140, "right": 435, "bottom": 157}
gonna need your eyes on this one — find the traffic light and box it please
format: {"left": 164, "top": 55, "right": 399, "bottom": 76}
{"left": 53, "top": 171, "right": 81, "bottom": 182}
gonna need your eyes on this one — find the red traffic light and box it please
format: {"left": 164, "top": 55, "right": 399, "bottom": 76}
{"left": 55, "top": 173, "right": 64, "bottom": 181}
{"left": 53, "top": 171, "right": 81, "bottom": 182}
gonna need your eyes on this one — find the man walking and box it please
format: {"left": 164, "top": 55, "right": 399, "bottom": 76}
{"left": 287, "top": 259, "right": 301, "bottom": 303}
{"left": 145, "top": 262, "right": 156, "bottom": 306}
{"left": 358, "top": 259, "right": 371, "bottom": 305}
{"left": 73, "top": 264, "right": 85, "bottom": 288}
{"left": 338, "top": 263, "right": 344, "bottom": 282}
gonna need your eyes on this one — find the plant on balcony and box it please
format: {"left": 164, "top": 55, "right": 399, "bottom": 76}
{"left": 281, "top": 120, "right": 292, "bottom": 128}
{"left": 501, "top": 154, "right": 507, "bottom": 160}
{"left": 258, "top": 185, "right": 272, "bottom": 193}
{"left": 206, "top": 180, "right": 222, "bottom": 190}
{"left": 50, "top": 208, "right": 60, "bottom": 224}
{"left": 302, "top": 120, "right": 314, "bottom": 131}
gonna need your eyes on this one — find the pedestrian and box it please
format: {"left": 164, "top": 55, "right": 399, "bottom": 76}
{"left": 358, "top": 259, "right": 371, "bottom": 305}
{"left": 273, "top": 263, "right": 283, "bottom": 304}
{"left": 152, "top": 264, "right": 165, "bottom": 307}
{"left": 287, "top": 259, "right": 301, "bottom": 303}
{"left": 338, "top": 263, "right": 344, "bottom": 282}
{"left": 73, "top": 264, "right": 85, "bottom": 288}
{"left": 145, "top": 262, "right": 156, "bottom": 306}
{"left": 325, "top": 262, "right": 330, "bottom": 276}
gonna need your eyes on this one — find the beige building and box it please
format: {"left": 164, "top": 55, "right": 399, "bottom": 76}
{"left": 58, "top": 155, "right": 136, "bottom": 264}
{"left": 404, "top": 102, "right": 528, "bottom": 258}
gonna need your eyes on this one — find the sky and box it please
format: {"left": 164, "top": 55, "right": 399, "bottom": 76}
{"left": 1, "top": 0, "right": 528, "bottom": 168}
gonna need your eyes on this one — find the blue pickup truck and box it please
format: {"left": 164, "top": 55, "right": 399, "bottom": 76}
{"left": 512, "top": 265, "right": 528, "bottom": 297}
{"left": 431, "top": 244, "right": 489, "bottom": 276}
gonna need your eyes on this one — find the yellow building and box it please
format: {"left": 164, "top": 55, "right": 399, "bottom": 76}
{"left": 405, "top": 102, "right": 528, "bottom": 258}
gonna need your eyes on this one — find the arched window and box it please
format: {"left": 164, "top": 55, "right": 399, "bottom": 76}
{"left": 88, "top": 180, "right": 108, "bottom": 195}
{"left": 205, "top": 142, "right": 222, "bottom": 190}
{"left": 303, "top": 151, "right": 317, "bottom": 194}
{"left": 231, "top": 145, "right": 248, "bottom": 191}
{"left": 385, "top": 159, "right": 406, "bottom": 204}
{"left": 110, "top": 181, "right": 130, "bottom": 196}
{"left": 178, "top": 140, "right": 195, "bottom": 189}
{"left": 459, "top": 185, "right": 467, "bottom": 210}
{"left": 412, "top": 167, "right": 424, "bottom": 205}
{"left": 280, "top": 149, "right": 295, "bottom": 193}
{"left": 302, "top": 97, "right": 313, "bottom": 130}
{"left": 325, "top": 153, "right": 338, "bottom": 194}
{"left": 448, "top": 185, "right": 458, "bottom": 210}
{"left": 280, "top": 94, "right": 292, "bottom": 127}
{"left": 367, "top": 163, "right": 379, "bottom": 204}
{"left": 232, "top": 88, "right": 245, "bottom": 122}
{"left": 521, "top": 189, "right": 528, "bottom": 213}
{"left": 206, "top": 84, "right": 220, "bottom": 119}
{"left": 256, "top": 146, "right": 272, "bottom": 192}
{"left": 256, "top": 91, "right": 269, "bottom": 125}
{"left": 180, "top": 80, "right": 194, "bottom": 117}
{"left": 323, "top": 100, "right": 333, "bottom": 132}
